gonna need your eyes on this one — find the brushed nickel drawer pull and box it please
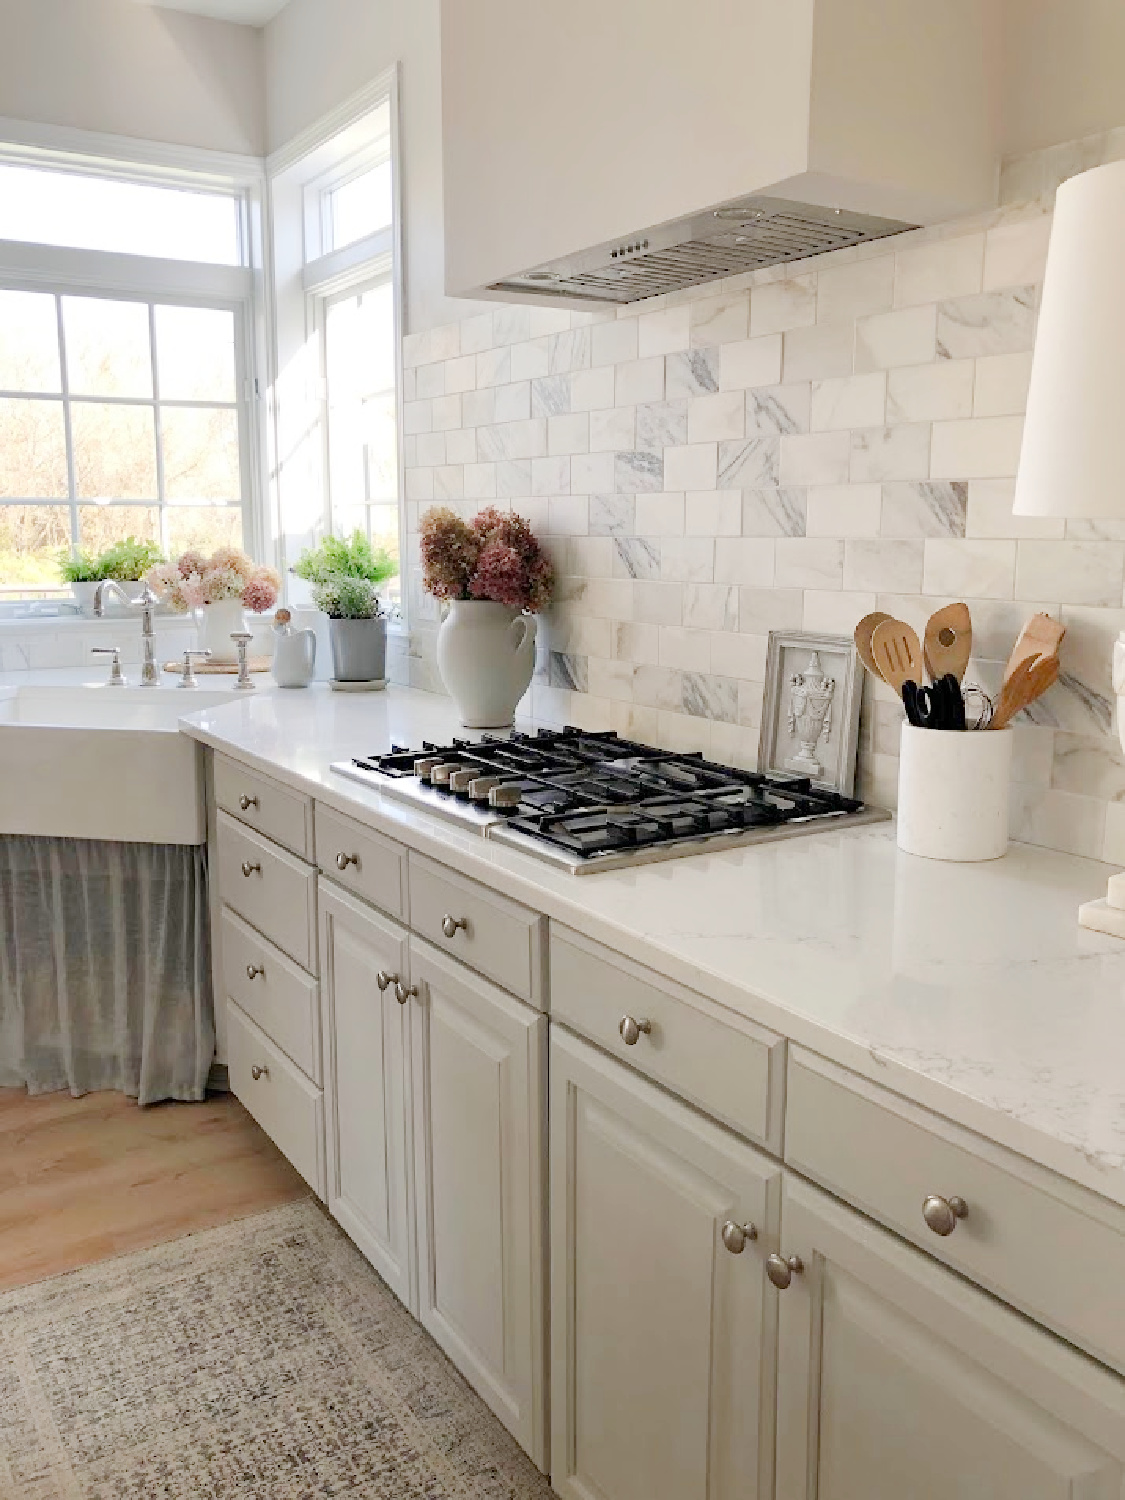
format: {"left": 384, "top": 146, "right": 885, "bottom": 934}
{"left": 394, "top": 980, "right": 419, "bottom": 1005}
{"left": 922, "top": 1194, "right": 968, "bottom": 1237}
{"left": 721, "top": 1220, "right": 757, "bottom": 1254}
{"left": 619, "top": 1015, "right": 652, "bottom": 1046}
{"left": 238, "top": 793, "right": 259, "bottom": 811}
{"left": 336, "top": 852, "right": 359, "bottom": 871}
{"left": 250, "top": 1063, "right": 269, "bottom": 1081}
{"left": 241, "top": 860, "right": 261, "bottom": 878}
{"left": 376, "top": 970, "right": 397, "bottom": 992}
{"left": 766, "top": 1253, "right": 803, "bottom": 1290}
{"left": 441, "top": 914, "right": 468, "bottom": 939}
{"left": 246, "top": 964, "right": 265, "bottom": 980}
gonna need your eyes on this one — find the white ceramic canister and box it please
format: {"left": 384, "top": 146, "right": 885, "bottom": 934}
{"left": 896, "top": 723, "right": 1013, "bottom": 862}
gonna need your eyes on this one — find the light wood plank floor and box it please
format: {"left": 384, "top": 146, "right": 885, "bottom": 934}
{"left": 0, "top": 1088, "right": 308, "bottom": 1291}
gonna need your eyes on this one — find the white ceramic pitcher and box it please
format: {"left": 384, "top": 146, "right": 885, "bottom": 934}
{"left": 436, "top": 599, "right": 537, "bottom": 728}
{"left": 270, "top": 607, "right": 317, "bottom": 688}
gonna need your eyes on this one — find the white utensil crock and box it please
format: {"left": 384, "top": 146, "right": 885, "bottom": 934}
{"left": 896, "top": 723, "right": 1012, "bottom": 862}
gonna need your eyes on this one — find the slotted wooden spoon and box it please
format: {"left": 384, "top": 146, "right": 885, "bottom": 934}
{"left": 990, "top": 652, "right": 1060, "bottom": 730}
{"left": 923, "top": 602, "right": 972, "bottom": 684}
{"left": 1004, "top": 613, "right": 1066, "bottom": 684}
{"left": 854, "top": 611, "right": 892, "bottom": 680}
{"left": 870, "top": 618, "right": 924, "bottom": 695}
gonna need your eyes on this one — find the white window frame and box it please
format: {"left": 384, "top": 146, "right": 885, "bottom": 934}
{"left": 267, "top": 69, "right": 406, "bottom": 622}
{"left": 0, "top": 120, "right": 269, "bottom": 602}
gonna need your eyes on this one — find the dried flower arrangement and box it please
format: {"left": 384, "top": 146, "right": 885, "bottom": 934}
{"left": 146, "top": 548, "right": 282, "bottom": 614}
{"left": 420, "top": 506, "right": 554, "bottom": 613}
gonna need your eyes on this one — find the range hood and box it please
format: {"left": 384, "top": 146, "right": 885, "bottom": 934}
{"left": 441, "top": 0, "right": 1000, "bottom": 308}
{"left": 489, "top": 195, "right": 915, "bottom": 306}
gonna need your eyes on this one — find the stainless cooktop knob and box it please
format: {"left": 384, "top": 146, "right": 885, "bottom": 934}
{"left": 449, "top": 768, "right": 477, "bottom": 795}
{"left": 488, "top": 783, "right": 523, "bottom": 809}
{"left": 469, "top": 776, "right": 501, "bottom": 802}
{"left": 430, "top": 762, "right": 462, "bottom": 788}
{"left": 414, "top": 757, "right": 442, "bottom": 781}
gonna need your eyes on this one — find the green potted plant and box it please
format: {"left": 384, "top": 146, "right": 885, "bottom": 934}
{"left": 60, "top": 537, "right": 167, "bottom": 615}
{"left": 59, "top": 551, "right": 105, "bottom": 616}
{"left": 292, "top": 532, "right": 398, "bottom": 685}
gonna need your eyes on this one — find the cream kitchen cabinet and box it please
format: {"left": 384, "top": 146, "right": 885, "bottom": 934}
{"left": 550, "top": 1025, "right": 781, "bottom": 1500}
{"left": 774, "top": 1173, "right": 1125, "bottom": 1500}
{"left": 318, "top": 880, "right": 415, "bottom": 1310}
{"left": 409, "top": 937, "right": 548, "bottom": 1470}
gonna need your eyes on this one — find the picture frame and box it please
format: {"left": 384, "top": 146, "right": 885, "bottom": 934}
{"left": 758, "top": 630, "right": 863, "bottom": 796}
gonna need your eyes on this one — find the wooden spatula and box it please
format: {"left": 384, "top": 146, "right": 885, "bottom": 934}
{"left": 854, "top": 611, "right": 892, "bottom": 680}
{"left": 990, "top": 652, "right": 1060, "bottom": 730}
{"left": 923, "top": 602, "right": 972, "bottom": 684}
{"left": 1004, "top": 613, "right": 1066, "bottom": 684}
{"left": 870, "top": 618, "right": 924, "bottom": 694}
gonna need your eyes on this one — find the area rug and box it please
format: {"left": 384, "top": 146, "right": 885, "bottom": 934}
{"left": 0, "top": 1199, "right": 554, "bottom": 1499}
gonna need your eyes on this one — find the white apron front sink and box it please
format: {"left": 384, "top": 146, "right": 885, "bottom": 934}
{"left": 0, "top": 684, "right": 236, "bottom": 845}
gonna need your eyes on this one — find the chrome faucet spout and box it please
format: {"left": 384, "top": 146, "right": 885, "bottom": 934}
{"left": 93, "top": 581, "right": 162, "bottom": 685}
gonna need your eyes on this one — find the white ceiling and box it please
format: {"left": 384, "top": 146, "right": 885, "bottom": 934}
{"left": 143, "top": 0, "right": 289, "bottom": 26}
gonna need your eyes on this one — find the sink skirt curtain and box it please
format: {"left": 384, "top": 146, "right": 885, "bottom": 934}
{"left": 0, "top": 835, "right": 214, "bottom": 1105}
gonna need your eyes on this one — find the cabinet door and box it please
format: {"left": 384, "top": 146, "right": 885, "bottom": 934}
{"left": 409, "top": 938, "right": 548, "bottom": 1470}
{"left": 775, "top": 1174, "right": 1125, "bottom": 1500}
{"left": 319, "top": 881, "right": 414, "bottom": 1311}
{"left": 550, "top": 1025, "right": 781, "bottom": 1500}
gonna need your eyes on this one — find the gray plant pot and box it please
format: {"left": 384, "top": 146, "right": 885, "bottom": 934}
{"left": 329, "top": 615, "right": 387, "bottom": 682}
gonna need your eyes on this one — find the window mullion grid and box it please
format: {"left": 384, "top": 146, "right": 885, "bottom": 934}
{"left": 54, "top": 293, "right": 80, "bottom": 552}
{"left": 148, "top": 301, "right": 169, "bottom": 555}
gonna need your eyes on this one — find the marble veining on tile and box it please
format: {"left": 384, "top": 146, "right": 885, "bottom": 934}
{"left": 613, "top": 450, "right": 664, "bottom": 493}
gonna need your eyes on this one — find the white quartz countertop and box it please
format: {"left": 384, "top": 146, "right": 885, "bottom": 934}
{"left": 179, "top": 683, "right": 1125, "bottom": 1208}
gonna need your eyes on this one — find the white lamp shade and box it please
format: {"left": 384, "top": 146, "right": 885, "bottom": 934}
{"left": 1013, "top": 159, "right": 1125, "bottom": 518}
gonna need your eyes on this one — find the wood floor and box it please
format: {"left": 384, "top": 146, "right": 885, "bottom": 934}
{"left": 0, "top": 1087, "right": 309, "bottom": 1291}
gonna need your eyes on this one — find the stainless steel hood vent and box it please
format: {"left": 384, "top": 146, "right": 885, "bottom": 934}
{"left": 489, "top": 195, "right": 916, "bottom": 305}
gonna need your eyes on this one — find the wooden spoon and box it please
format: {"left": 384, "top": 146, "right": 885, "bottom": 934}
{"left": 990, "top": 652, "right": 1060, "bottom": 730}
{"left": 923, "top": 602, "right": 972, "bottom": 684}
{"left": 1004, "top": 613, "right": 1066, "bottom": 685}
{"left": 854, "top": 611, "right": 892, "bottom": 679}
{"left": 870, "top": 618, "right": 924, "bottom": 695}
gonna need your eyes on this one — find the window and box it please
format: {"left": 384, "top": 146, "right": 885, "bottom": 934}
{"left": 0, "top": 163, "right": 241, "bottom": 265}
{"left": 322, "top": 158, "right": 392, "bottom": 253}
{"left": 0, "top": 290, "right": 247, "bottom": 590}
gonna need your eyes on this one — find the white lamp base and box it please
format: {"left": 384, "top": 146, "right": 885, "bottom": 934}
{"left": 1078, "top": 871, "right": 1125, "bottom": 937}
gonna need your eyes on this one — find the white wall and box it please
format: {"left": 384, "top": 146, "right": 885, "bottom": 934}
{"left": 0, "top": 0, "right": 265, "bottom": 156}
{"left": 1001, "top": 0, "right": 1125, "bottom": 158}
{"left": 264, "top": 0, "right": 486, "bottom": 333}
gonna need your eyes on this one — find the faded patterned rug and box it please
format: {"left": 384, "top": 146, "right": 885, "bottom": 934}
{"left": 0, "top": 1200, "right": 553, "bottom": 1499}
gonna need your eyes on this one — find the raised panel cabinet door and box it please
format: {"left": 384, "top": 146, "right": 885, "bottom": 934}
{"left": 408, "top": 938, "right": 548, "bottom": 1471}
{"left": 318, "top": 881, "right": 415, "bottom": 1312}
{"left": 774, "top": 1174, "right": 1125, "bottom": 1500}
{"left": 550, "top": 1025, "right": 782, "bottom": 1500}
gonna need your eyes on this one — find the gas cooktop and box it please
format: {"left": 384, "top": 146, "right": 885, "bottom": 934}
{"left": 330, "top": 728, "right": 887, "bottom": 874}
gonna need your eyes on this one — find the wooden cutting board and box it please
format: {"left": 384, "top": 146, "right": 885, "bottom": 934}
{"left": 162, "top": 658, "right": 272, "bottom": 675}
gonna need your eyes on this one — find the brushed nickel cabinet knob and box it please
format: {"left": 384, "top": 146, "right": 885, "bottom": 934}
{"left": 394, "top": 980, "right": 419, "bottom": 1006}
{"left": 336, "top": 852, "right": 359, "bottom": 871}
{"left": 250, "top": 1064, "right": 269, "bottom": 1081}
{"left": 618, "top": 1015, "right": 652, "bottom": 1046}
{"left": 238, "top": 794, "right": 258, "bottom": 811}
{"left": 766, "top": 1253, "right": 804, "bottom": 1290}
{"left": 376, "top": 970, "right": 397, "bottom": 993}
{"left": 922, "top": 1194, "right": 968, "bottom": 1237}
{"left": 241, "top": 861, "right": 261, "bottom": 878}
{"left": 246, "top": 964, "right": 264, "bottom": 980}
{"left": 441, "top": 914, "right": 468, "bottom": 939}
{"left": 721, "top": 1220, "right": 757, "bottom": 1254}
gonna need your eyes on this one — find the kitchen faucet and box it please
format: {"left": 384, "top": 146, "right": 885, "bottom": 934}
{"left": 93, "top": 581, "right": 162, "bottom": 686}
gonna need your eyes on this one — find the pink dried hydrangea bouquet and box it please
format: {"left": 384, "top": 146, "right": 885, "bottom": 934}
{"left": 147, "top": 547, "right": 281, "bottom": 664}
{"left": 420, "top": 506, "right": 554, "bottom": 728}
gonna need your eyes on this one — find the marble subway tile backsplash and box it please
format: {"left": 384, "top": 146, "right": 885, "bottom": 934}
{"left": 402, "top": 169, "right": 1125, "bottom": 867}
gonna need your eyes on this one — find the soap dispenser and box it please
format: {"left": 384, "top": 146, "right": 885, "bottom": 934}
{"left": 270, "top": 607, "right": 316, "bottom": 688}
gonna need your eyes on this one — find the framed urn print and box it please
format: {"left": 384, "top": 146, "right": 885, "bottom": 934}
{"left": 758, "top": 631, "right": 863, "bottom": 796}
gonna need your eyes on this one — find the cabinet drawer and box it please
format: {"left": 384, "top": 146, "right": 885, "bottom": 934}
{"left": 222, "top": 907, "right": 320, "bottom": 1083}
{"left": 215, "top": 754, "right": 313, "bottom": 860}
{"left": 315, "top": 803, "right": 407, "bottom": 921}
{"left": 216, "top": 811, "right": 317, "bottom": 972}
{"left": 408, "top": 853, "right": 546, "bottom": 1006}
{"left": 785, "top": 1049, "right": 1125, "bottom": 1376}
{"left": 551, "top": 927, "right": 785, "bottom": 1152}
{"left": 227, "top": 1001, "right": 325, "bottom": 1198}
